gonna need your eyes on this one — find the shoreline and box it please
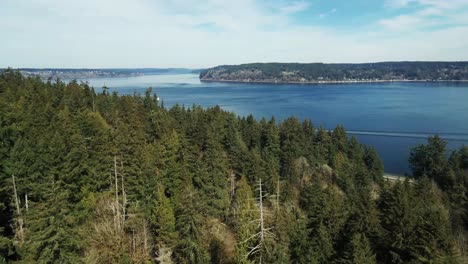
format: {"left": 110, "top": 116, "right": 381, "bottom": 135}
{"left": 383, "top": 173, "right": 414, "bottom": 183}
{"left": 200, "top": 78, "right": 468, "bottom": 85}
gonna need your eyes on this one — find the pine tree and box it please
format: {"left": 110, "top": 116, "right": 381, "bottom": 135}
{"left": 310, "top": 222, "right": 335, "bottom": 263}
{"left": 409, "top": 135, "right": 453, "bottom": 188}
{"left": 378, "top": 181, "right": 416, "bottom": 263}
{"left": 195, "top": 129, "right": 230, "bottom": 218}
{"left": 260, "top": 117, "right": 281, "bottom": 171}
{"left": 174, "top": 184, "right": 210, "bottom": 264}
{"left": 279, "top": 117, "right": 305, "bottom": 181}
{"left": 149, "top": 186, "right": 178, "bottom": 262}
{"left": 331, "top": 125, "right": 348, "bottom": 153}
{"left": 232, "top": 176, "right": 256, "bottom": 264}
{"left": 161, "top": 130, "right": 183, "bottom": 199}
{"left": 341, "top": 233, "right": 376, "bottom": 264}
{"left": 290, "top": 216, "right": 315, "bottom": 264}
{"left": 22, "top": 181, "right": 82, "bottom": 263}
{"left": 314, "top": 126, "right": 331, "bottom": 164}
{"left": 242, "top": 115, "right": 261, "bottom": 150}
{"left": 364, "top": 147, "right": 384, "bottom": 183}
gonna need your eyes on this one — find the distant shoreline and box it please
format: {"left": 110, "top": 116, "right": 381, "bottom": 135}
{"left": 383, "top": 173, "right": 413, "bottom": 183}
{"left": 200, "top": 78, "right": 468, "bottom": 85}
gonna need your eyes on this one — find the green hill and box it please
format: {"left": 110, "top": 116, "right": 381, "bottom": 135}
{"left": 200, "top": 62, "right": 468, "bottom": 83}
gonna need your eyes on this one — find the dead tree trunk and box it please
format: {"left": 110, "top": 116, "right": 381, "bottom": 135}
{"left": 12, "top": 174, "right": 24, "bottom": 242}
{"left": 259, "top": 179, "right": 265, "bottom": 244}
{"left": 25, "top": 193, "right": 29, "bottom": 213}
{"left": 132, "top": 228, "right": 136, "bottom": 255}
{"left": 114, "top": 156, "right": 121, "bottom": 232}
{"left": 275, "top": 176, "right": 280, "bottom": 211}
{"left": 120, "top": 158, "right": 126, "bottom": 228}
{"left": 244, "top": 178, "right": 274, "bottom": 262}
{"left": 143, "top": 222, "right": 148, "bottom": 257}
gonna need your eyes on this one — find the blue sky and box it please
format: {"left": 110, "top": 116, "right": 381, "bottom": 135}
{"left": 1, "top": 0, "right": 468, "bottom": 68}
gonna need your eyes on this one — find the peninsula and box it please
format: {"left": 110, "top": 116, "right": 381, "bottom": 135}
{"left": 199, "top": 62, "right": 468, "bottom": 84}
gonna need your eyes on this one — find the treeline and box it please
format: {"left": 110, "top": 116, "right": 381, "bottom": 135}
{"left": 0, "top": 69, "right": 467, "bottom": 263}
{"left": 199, "top": 62, "right": 468, "bottom": 83}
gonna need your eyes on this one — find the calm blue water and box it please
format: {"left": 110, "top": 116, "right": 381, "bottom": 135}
{"left": 79, "top": 74, "right": 468, "bottom": 175}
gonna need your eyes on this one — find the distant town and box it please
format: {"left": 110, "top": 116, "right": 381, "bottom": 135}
{"left": 3, "top": 68, "right": 197, "bottom": 79}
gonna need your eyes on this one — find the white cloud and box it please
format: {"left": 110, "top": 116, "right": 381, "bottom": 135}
{"left": 385, "top": 0, "right": 468, "bottom": 9}
{"left": 319, "top": 8, "right": 337, "bottom": 19}
{"left": 385, "top": 0, "right": 412, "bottom": 8}
{"left": 1, "top": 0, "right": 468, "bottom": 68}
{"left": 381, "top": 0, "right": 468, "bottom": 31}
{"left": 278, "top": 1, "right": 311, "bottom": 15}
{"left": 417, "top": 0, "right": 468, "bottom": 9}
{"left": 379, "top": 15, "right": 424, "bottom": 30}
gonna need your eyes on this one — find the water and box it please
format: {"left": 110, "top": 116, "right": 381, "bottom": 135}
{"left": 78, "top": 74, "right": 468, "bottom": 175}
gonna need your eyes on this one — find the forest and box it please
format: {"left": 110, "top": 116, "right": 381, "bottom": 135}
{"left": 199, "top": 62, "right": 468, "bottom": 83}
{"left": 0, "top": 69, "right": 467, "bottom": 263}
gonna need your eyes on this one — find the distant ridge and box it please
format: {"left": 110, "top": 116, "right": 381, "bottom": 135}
{"left": 199, "top": 61, "right": 468, "bottom": 84}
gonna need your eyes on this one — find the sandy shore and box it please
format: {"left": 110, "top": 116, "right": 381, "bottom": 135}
{"left": 383, "top": 174, "right": 414, "bottom": 183}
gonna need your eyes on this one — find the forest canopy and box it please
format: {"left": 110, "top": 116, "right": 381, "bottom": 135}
{"left": 200, "top": 62, "right": 468, "bottom": 83}
{"left": 0, "top": 69, "right": 467, "bottom": 263}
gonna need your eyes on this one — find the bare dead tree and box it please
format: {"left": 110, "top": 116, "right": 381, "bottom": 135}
{"left": 155, "top": 246, "right": 174, "bottom": 264}
{"left": 25, "top": 193, "right": 29, "bottom": 213}
{"left": 114, "top": 156, "right": 121, "bottom": 232}
{"left": 258, "top": 179, "right": 265, "bottom": 244}
{"left": 143, "top": 223, "right": 148, "bottom": 257}
{"left": 12, "top": 174, "right": 24, "bottom": 242}
{"left": 243, "top": 178, "right": 274, "bottom": 263}
{"left": 120, "top": 158, "right": 126, "bottom": 228}
{"left": 275, "top": 175, "right": 280, "bottom": 211}
{"left": 132, "top": 229, "right": 136, "bottom": 255}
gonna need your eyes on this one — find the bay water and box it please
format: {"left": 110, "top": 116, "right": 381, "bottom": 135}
{"left": 79, "top": 74, "right": 468, "bottom": 175}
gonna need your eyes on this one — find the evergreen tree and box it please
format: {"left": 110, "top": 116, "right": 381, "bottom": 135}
{"left": 149, "top": 186, "right": 177, "bottom": 248}
{"left": 161, "top": 130, "right": 183, "bottom": 198}
{"left": 364, "top": 147, "right": 384, "bottom": 183}
{"left": 310, "top": 222, "right": 335, "bottom": 263}
{"left": 378, "top": 181, "right": 416, "bottom": 263}
{"left": 195, "top": 129, "right": 230, "bottom": 218}
{"left": 409, "top": 135, "right": 454, "bottom": 189}
{"left": 149, "top": 186, "right": 178, "bottom": 262}
{"left": 341, "top": 233, "right": 376, "bottom": 264}
{"left": 232, "top": 176, "right": 256, "bottom": 264}
{"left": 22, "top": 181, "right": 82, "bottom": 263}
{"left": 174, "top": 184, "right": 210, "bottom": 264}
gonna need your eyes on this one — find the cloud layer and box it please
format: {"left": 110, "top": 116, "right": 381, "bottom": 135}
{"left": 381, "top": 0, "right": 468, "bottom": 30}
{"left": 1, "top": 0, "right": 468, "bottom": 68}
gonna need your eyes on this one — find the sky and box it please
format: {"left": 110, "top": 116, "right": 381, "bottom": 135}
{"left": 1, "top": 0, "right": 468, "bottom": 68}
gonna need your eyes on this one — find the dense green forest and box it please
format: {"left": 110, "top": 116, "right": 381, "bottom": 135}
{"left": 0, "top": 69, "right": 467, "bottom": 263}
{"left": 200, "top": 62, "right": 468, "bottom": 83}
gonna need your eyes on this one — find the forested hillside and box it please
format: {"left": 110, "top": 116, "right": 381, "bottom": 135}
{"left": 200, "top": 62, "right": 468, "bottom": 83}
{"left": 0, "top": 70, "right": 467, "bottom": 263}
